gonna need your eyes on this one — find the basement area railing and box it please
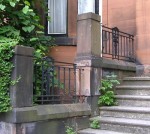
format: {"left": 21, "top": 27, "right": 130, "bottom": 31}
{"left": 33, "top": 57, "right": 80, "bottom": 105}
{"left": 102, "top": 26, "right": 135, "bottom": 62}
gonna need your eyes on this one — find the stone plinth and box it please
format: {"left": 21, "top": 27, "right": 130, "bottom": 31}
{"left": 76, "top": 12, "right": 101, "bottom": 116}
{"left": 10, "top": 45, "right": 34, "bottom": 108}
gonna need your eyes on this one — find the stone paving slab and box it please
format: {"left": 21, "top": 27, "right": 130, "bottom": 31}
{"left": 78, "top": 128, "right": 130, "bottom": 134}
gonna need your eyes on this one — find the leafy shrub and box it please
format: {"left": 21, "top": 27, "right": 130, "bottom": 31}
{"left": 0, "top": 43, "right": 15, "bottom": 112}
{"left": 66, "top": 126, "right": 76, "bottom": 134}
{"left": 90, "top": 119, "right": 100, "bottom": 129}
{"left": 0, "top": 0, "right": 54, "bottom": 111}
{"left": 98, "top": 91, "right": 116, "bottom": 106}
{"left": 98, "top": 75, "right": 120, "bottom": 106}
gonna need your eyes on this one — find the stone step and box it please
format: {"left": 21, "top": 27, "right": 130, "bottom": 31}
{"left": 91, "top": 116, "right": 150, "bottom": 134}
{"left": 122, "top": 77, "right": 150, "bottom": 86}
{"left": 100, "top": 106, "right": 150, "bottom": 120}
{"left": 124, "top": 77, "right": 150, "bottom": 81}
{"left": 78, "top": 128, "right": 130, "bottom": 134}
{"left": 115, "top": 85, "right": 150, "bottom": 95}
{"left": 116, "top": 95, "right": 150, "bottom": 107}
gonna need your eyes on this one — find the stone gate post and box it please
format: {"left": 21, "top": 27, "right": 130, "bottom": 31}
{"left": 75, "top": 12, "right": 101, "bottom": 116}
{"left": 10, "top": 45, "right": 34, "bottom": 108}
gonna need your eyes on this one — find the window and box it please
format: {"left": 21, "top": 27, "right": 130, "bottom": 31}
{"left": 48, "top": 0, "right": 67, "bottom": 34}
{"left": 78, "top": 0, "right": 95, "bottom": 14}
{"left": 78, "top": 0, "right": 99, "bottom": 15}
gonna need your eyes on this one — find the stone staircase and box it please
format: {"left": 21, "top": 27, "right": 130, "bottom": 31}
{"left": 78, "top": 77, "right": 150, "bottom": 134}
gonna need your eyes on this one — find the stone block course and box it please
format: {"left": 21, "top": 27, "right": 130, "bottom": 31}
{"left": 80, "top": 76, "right": 150, "bottom": 134}
{"left": 0, "top": 103, "right": 91, "bottom": 134}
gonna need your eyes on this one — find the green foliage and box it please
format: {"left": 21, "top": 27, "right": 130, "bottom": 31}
{"left": 98, "top": 91, "right": 116, "bottom": 106}
{"left": 0, "top": 43, "right": 16, "bottom": 112}
{"left": 0, "top": 21, "right": 21, "bottom": 112}
{"left": 0, "top": 0, "right": 54, "bottom": 111}
{"left": 65, "top": 126, "right": 76, "bottom": 134}
{"left": 90, "top": 119, "right": 100, "bottom": 129}
{"left": 98, "top": 75, "right": 120, "bottom": 106}
{"left": 0, "top": 0, "right": 53, "bottom": 56}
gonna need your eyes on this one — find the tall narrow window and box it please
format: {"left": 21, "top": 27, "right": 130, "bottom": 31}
{"left": 48, "top": 0, "right": 67, "bottom": 34}
{"left": 78, "top": 0, "right": 100, "bottom": 15}
{"left": 78, "top": 0, "right": 95, "bottom": 14}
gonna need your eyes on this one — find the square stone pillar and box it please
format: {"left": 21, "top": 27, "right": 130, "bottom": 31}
{"left": 75, "top": 13, "right": 101, "bottom": 116}
{"left": 10, "top": 45, "right": 34, "bottom": 108}
{"left": 136, "top": 0, "right": 150, "bottom": 76}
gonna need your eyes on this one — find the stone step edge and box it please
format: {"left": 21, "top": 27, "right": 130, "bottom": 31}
{"left": 116, "top": 85, "right": 150, "bottom": 89}
{"left": 78, "top": 128, "right": 130, "bottom": 134}
{"left": 99, "top": 106, "right": 150, "bottom": 113}
{"left": 115, "top": 95, "right": 150, "bottom": 100}
{"left": 123, "top": 77, "right": 150, "bottom": 81}
{"left": 90, "top": 116, "right": 150, "bottom": 127}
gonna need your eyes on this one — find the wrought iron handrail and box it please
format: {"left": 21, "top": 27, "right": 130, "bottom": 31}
{"left": 102, "top": 25, "right": 135, "bottom": 62}
{"left": 33, "top": 57, "right": 80, "bottom": 105}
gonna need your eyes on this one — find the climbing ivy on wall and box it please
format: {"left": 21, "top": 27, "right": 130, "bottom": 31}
{"left": 0, "top": 41, "right": 16, "bottom": 112}
{"left": 0, "top": 0, "right": 53, "bottom": 112}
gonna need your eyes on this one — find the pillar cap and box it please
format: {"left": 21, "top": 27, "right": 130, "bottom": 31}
{"left": 77, "top": 12, "right": 101, "bottom": 22}
{"left": 14, "top": 45, "right": 34, "bottom": 57}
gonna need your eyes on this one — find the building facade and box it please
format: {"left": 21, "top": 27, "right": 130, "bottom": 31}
{"left": 46, "top": 0, "right": 150, "bottom": 76}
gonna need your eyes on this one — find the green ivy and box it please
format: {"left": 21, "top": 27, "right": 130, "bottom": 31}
{"left": 65, "top": 126, "right": 76, "bottom": 134}
{"left": 90, "top": 119, "right": 100, "bottom": 129}
{"left": 98, "top": 75, "right": 120, "bottom": 106}
{"left": 0, "top": 0, "right": 54, "bottom": 112}
{"left": 0, "top": 23, "right": 20, "bottom": 112}
{"left": 0, "top": 0, "right": 53, "bottom": 54}
{"left": 0, "top": 42, "right": 16, "bottom": 112}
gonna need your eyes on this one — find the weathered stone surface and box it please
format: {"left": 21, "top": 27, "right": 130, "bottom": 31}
{"left": 0, "top": 104, "right": 91, "bottom": 134}
{"left": 23, "top": 119, "right": 66, "bottom": 134}
{"left": 0, "top": 118, "right": 89, "bottom": 134}
{"left": 87, "top": 96, "right": 99, "bottom": 116}
{"left": 80, "top": 76, "right": 150, "bottom": 134}
{"left": 91, "top": 116, "right": 150, "bottom": 134}
{"left": 76, "top": 12, "right": 101, "bottom": 116}
{"left": 75, "top": 57, "right": 136, "bottom": 71}
{"left": 116, "top": 95, "right": 150, "bottom": 107}
{"left": 100, "top": 106, "right": 150, "bottom": 120}
{"left": 76, "top": 13, "right": 101, "bottom": 58}
{"left": 101, "top": 58, "right": 136, "bottom": 71}
{"left": 14, "top": 45, "right": 34, "bottom": 56}
{"left": 116, "top": 85, "right": 150, "bottom": 95}
{"left": 21, "top": 116, "right": 89, "bottom": 134}
{"left": 0, "top": 103, "right": 91, "bottom": 123}
{"left": 122, "top": 77, "right": 150, "bottom": 85}
{"left": 136, "top": 65, "right": 150, "bottom": 76}
{"left": 10, "top": 45, "right": 34, "bottom": 108}
{"left": 78, "top": 128, "right": 129, "bottom": 134}
{"left": 0, "top": 122, "right": 16, "bottom": 134}
{"left": 74, "top": 116, "right": 90, "bottom": 130}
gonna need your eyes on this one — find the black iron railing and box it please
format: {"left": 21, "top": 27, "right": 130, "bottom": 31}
{"left": 33, "top": 57, "right": 78, "bottom": 104}
{"left": 102, "top": 26, "right": 135, "bottom": 62}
